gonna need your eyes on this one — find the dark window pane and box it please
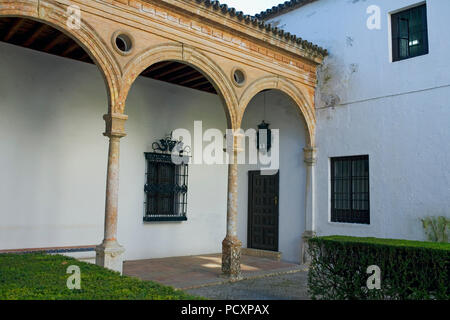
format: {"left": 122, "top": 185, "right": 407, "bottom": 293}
{"left": 144, "top": 153, "right": 189, "bottom": 221}
{"left": 392, "top": 4, "right": 428, "bottom": 61}
{"left": 331, "top": 156, "right": 370, "bottom": 224}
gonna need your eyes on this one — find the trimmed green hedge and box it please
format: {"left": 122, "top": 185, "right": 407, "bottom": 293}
{"left": 0, "top": 253, "right": 201, "bottom": 300}
{"left": 308, "top": 236, "right": 450, "bottom": 300}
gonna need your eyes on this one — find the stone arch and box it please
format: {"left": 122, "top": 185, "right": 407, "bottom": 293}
{"left": 238, "top": 76, "right": 316, "bottom": 147}
{"left": 120, "top": 43, "right": 238, "bottom": 128}
{"left": 0, "top": 0, "right": 121, "bottom": 113}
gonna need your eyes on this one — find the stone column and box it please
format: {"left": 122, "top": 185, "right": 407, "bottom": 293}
{"left": 222, "top": 131, "right": 244, "bottom": 279}
{"left": 301, "top": 147, "right": 317, "bottom": 265}
{"left": 96, "top": 113, "right": 128, "bottom": 274}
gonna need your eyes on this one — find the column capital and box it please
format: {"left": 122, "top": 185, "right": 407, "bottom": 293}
{"left": 224, "top": 130, "right": 245, "bottom": 153}
{"left": 303, "top": 147, "right": 317, "bottom": 166}
{"left": 103, "top": 113, "right": 128, "bottom": 138}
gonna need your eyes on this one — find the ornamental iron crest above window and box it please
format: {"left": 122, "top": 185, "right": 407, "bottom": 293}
{"left": 151, "top": 132, "right": 191, "bottom": 156}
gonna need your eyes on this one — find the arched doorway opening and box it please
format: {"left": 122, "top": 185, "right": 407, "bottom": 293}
{"left": 0, "top": 17, "right": 112, "bottom": 255}
{"left": 119, "top": 59, "right": 232, "bottom": 262}
{"left": 237, "top": 89, "right": 309, "bottom": 263}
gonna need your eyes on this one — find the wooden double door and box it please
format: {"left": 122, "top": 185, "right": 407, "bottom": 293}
{"left": 247, "top": 171, "right": 279, "bottom": 252}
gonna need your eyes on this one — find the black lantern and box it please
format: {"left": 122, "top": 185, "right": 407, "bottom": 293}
{"left": 257, "top": 91, "right": 271, "bottom": 152}
{"left": 257, "top": 120, "right": 271, "bottom": 152}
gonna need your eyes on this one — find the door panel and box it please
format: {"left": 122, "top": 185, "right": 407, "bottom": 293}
{"left": 248, "top": 171, "right": 279, "bottom": 252}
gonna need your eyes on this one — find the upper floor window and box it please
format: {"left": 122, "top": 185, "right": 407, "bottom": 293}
{"left": 391, "top": 4, "right": 429, "bottom": 62}
{"left": 331, "top": 155, "right": 370, "bottom": 225}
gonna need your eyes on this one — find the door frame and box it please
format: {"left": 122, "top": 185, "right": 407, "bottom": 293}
{"left": 247, "top": 170, "right": 280, "bottom": 252}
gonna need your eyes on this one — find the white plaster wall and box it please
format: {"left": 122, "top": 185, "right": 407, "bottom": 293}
{"left": 271, "top": 0, "right": 450, "bottom": 240}
{"left": 315, "top": 87, "right": 450, "bottom": 240}
{"left": 270, "top": 0, "right": 450, "bottom": 103}
{"left": 0, "top": 42, "right": 228, "bottom": 260}
{"left": 237, "top": 91, "right": 307, "bottom": 263}
{"left": 0, "top": 42, "right": 107, "bottom": 249}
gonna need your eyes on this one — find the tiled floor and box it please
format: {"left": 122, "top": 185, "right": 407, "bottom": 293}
{"left": 123, "top": 253, "right": 304, "bottom": 290}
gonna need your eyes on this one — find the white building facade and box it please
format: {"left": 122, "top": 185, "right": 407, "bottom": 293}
{"left": 260, "top": 0, "right": 450, "bottom": 240}
{"left": 0, "top": 0, "right": 448, "bottom": 272}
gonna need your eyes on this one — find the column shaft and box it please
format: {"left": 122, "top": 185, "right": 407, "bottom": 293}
{"left": 104, "top": 136, "right": 120, "bottom": 242}
{"left": 226, "top": 161, "right": 238, "bottom": 237}
{"left": 96, "top": 113, "right": 127, "bottom": 274}
{"left": 222, "top": 132, "right": 243, "bottom": 279}
{"left": 301, "top": 147, "right": 317, "bottom": 264}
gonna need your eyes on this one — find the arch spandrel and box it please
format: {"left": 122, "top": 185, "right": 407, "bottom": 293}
{"left": 119, "top": 43, "right": 239, "bottom": 128}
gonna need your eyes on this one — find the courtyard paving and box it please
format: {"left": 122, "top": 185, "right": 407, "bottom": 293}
{"left": 186, "top": 271, "right": 310, "bottom": 300}
{"left": 123, "top": 253, "right": 306, "bottom": 292}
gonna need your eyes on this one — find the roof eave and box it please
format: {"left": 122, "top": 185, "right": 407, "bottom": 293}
{"left": 156, "top": 0, "right": 327, "bottom": 62}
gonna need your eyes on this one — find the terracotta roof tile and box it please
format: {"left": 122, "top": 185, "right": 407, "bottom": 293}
{"left": 190, "top": 0, "right": 327, "bottom": 57}
{"left": 255, "top": 0, "right": 318, "bottom": 20}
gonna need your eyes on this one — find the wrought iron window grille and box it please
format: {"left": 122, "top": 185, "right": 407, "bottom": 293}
{"left": 144, "top": 134, "right": 190, "bottom": 222}
{"left": 331, "top": 155, "right": 370, "bottom": 225}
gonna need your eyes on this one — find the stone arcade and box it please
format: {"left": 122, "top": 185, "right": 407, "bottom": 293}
{"left": 2, "top": 0, "right": 449, "bottom": 280}
{"left": 0, "top": 0, "right": 325, "bottom": 277}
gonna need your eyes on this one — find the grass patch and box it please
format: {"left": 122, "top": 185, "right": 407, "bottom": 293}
{"left": 0, "top": 253, "right": 201, "bottom": 300}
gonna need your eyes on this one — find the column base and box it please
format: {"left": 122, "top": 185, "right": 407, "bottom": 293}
{"left": 221, "top": 236, "right": 242, "bottom": 280}
{"left": 95, "top": 240, "right": 125, "bottom": 274}
{"left": 301, "top": 230, "right": 316, "bottom": 265}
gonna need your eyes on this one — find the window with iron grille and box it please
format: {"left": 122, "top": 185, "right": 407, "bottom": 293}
{"left": 331, "top": 155, "right": 370, "bottom": 224}
{"left": 144, "top": 153, "right": 189, "bottom": 222}
{"left": 391, "top": 4, "right": 428, "bottom": 62}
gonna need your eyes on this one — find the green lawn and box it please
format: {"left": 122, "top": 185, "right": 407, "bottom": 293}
{"left": 0, "top": 253, "right": 201, "bottom": 300}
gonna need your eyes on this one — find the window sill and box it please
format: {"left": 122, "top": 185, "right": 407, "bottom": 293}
{"left": 392, "top": 52, "right": 429, "bottom": 63}
{"left": 143, "top": 216, "right": 187, "bottom": 222}
{"left": 327, "top": 221, "right": 371, "bottom": 227}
